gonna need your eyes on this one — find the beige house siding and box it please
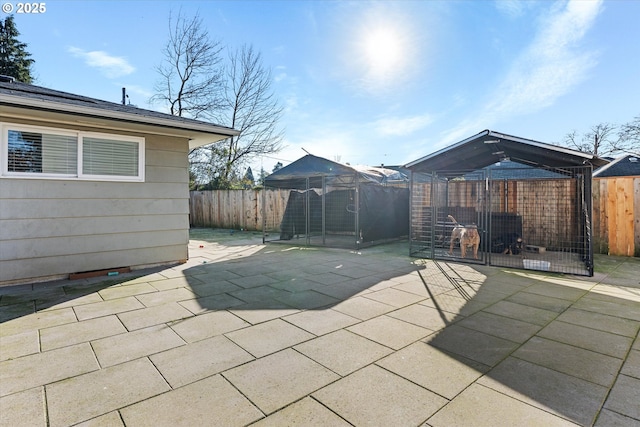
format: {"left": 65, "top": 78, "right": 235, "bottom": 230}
{"left": 0, "top": 120, "right": 191, "bottom": 285}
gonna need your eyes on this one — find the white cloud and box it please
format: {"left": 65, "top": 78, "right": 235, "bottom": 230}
{"left": 68, "top": 47, "right": 135, "bottom": 78}
{"left": 489, "top": 0, "right": 602, "bottom": 116}
{"left": 494, "top": 0, "right": 534, "bottom": 18}
{"left": 429, "top": 0, "right": 603, "bottom": 152}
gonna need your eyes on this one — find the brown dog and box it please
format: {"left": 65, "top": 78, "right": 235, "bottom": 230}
{"left": 448, "top": 215, "right": 480, "bottom": 259}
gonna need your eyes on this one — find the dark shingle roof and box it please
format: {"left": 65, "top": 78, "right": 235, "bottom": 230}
{"left": 594, "top": 155, "right": 640, "bottom": 177}
{"left": 0, "top": 80, "right": 238, "bottom": 146}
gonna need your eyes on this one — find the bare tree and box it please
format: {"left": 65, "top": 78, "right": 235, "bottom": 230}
{"left": 151, "top": 11, "right": 223, "bottom": 119}
{"left": 616, "top": 115, "right": 640, "bottom": 157}
{"left": 211, "top": 44, "right": 284, "bottom": 185}
{"left": 563, "top": 123, "right": 617, "bottom": 157}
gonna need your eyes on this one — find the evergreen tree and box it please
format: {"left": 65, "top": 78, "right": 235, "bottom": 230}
{"left": 242, "top": 167, "right": 255, "bottom": 189}
{"left": 0, "top": 16, "right": 34, "bottom": 83}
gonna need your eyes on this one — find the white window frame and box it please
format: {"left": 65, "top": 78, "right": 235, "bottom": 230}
{"left": 1, "top": 123, "right": 145, "bottom": 182}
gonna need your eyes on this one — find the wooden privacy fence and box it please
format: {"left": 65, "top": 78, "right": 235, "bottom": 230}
{"left": 191, "top": 178, "right": 640, "bottom": 256}
{"left": 593, "top": 176, "right": 640, "bottom": 257}
{"left": 189, "top": 189, "right": 289, "bottom": 231}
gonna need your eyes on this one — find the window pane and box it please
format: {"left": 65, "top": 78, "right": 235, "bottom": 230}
{"left": 8, "top": 130, "right": 77, "bottom": 174}
{"left": 82, "top": 137, "right": 139, "bottom": 177}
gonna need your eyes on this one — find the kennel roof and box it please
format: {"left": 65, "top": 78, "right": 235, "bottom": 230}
{"left": 405, "top": 129, "right": 609, "bottom": 177}
{"left": 264, "top": 154, "right": 408, "bottom": 189}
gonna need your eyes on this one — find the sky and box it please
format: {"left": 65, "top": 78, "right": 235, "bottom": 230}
{"left": 9, "top": 0, "right": 640, "bottom": 173}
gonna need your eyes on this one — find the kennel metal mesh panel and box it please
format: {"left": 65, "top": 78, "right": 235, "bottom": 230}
{"left": 410, "top": 164, "right": 594, "bottom": 276}
{"left": 263, "top": 173, "right": 410, "bottom": 249}
{"left": 409, "top": 170, "right": 487, "bottom": 265}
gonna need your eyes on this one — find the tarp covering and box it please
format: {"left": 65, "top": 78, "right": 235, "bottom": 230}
{"left": 265, "top": 154, "right": 407, "bottom": 189}
{"left": 278, "top": 186, "right": 409, "bottom": 243}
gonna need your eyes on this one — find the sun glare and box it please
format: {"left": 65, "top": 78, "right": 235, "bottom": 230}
{"left": 364, "top": 27, "right": 403, "bottom": 73}
{"left": 348, "top": 7, "right": 416, "bottom": 95}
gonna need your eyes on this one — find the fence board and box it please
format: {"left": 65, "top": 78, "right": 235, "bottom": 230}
{"left": 594, "top": 177, "right": 638, "bottom": 256}
{"left": 190, "top": 189, "right": 289, "bottom": 231}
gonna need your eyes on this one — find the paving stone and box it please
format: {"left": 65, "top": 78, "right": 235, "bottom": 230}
{"left": 150, "top": 335, "right": 253, "bottom": 388}
{"left": 315, "top": 282, "right": 372, "bottom": 300}
{"left": 506, "top": 291, "right": 574, "bottom": 312}
{"left": 225, "top": 318, "right": 314, "bottom": 357}
{"left": 229, "top": 274, "right": 280, "bottom": 289}
{"left": 190, "top": 270, "right": 242, "bottom": 285}
{"left": 537, "top": 321, "right": 633, "bottom": 358}
{"left": 282, "top": 309, "right": 360, "bottom": 336}
{"left": 0, "top": 307, "right": 76, "bottom": 337}
{"left": 425, "top": 324, "right": 518, "bottom": 367}
{"left": 295, "top": 329, "right": 392, "bottom": 376}
{"left": 187, "top": 279, "right": 242, "bottom": 297}
{"left": 478, "top": 357, "right": 608, "bottom": 426}
{"left": 333, "top": 266, "right": 375, "bottom": 279}
{"left": 74, "top": 411, "right": 124, "bottom": 427}
{"left": 591, "top": 284, "right": 640, "bottom": 302}
{"left": 556, "top": 308, "right": 640, "bottom": 338}
{"left": 313, "top": 364, "right": 446, "bottom": 426}
{"left": 252, "top": 397, "right": 351, "bottom": 427}
{"left": 391, "top": 280, "right": 431, "bottom": 297}
{"left": 388, "top": 303, "right": 455, "bottom": 331}
{"left": 455, "top": 311, "right": 541, "bottom": 343}
{"left": 37, "top": 292, "right": 104, "bottom": 311}
{"left": 274, "top": 290, "right": 341, "bottom": 309}
{"left": 0, "top": 387, "right": 45, "bottom": 427}
{"left": 573, "top": 297, "right": 640, "bottom": 322}
{"left": 135, "top": 287, "right": 197, "bottom": 307}
{"left": 40, "top": 315, "right": 126, "bottom": 351}
{"left": 0, "top": 343, "right": 98, "bottom": 397}
{"left": 331, "top": 296, "right": 395, "bottom": 320}
{"left": 0, "top": 301, "right": 34, "bottom": 322}
{"left": 169, "top": 310, "right": 249, "bottom": 343}
{"left": 0, "top": 286, "right": 64, "bottom": 307}
{"left": 622, "top": 349, "right": 640, "bottom": 379}
{"left": 73, "top": 297, "right": 144, "bottom": 321}
{"left": 522, "top": 282, "right": 588, "bottom": 301}
{"left": 117, "top": 302, "right": 194, "bottom": 331}
{"left": 98, "top": 282, "right": 157, "bottom": 300}
{"left": 178, "top": 292, "right": 246, "bottom": 314}
{"left": 483, "top": 300, "right": 558, "bottom": 326}
{"left": 271, "top": 277, "right": 330, "bottom": 292}
{"left": 347, "top": 315, "right": 431, "bottom": 350}
{"left": 229, "top": 285, "right": 292, "bottom": 303}
{"left": 595, "top": 409, "right": 640, "bottom": 427}
{"left": 427, "top": 383, "right": 578, "bottom": 427}
{"left": 422, "top": 293, "right": 490, "bottom": 317}
{"left": 92, "top": 324, "right": 186, "bottom": 367}
{"left": 147, "top": 276, "right": 198, "bottom": 291}
{"left": 513, "top": 336, "right": 623, "bottom": 387}
{"left": 307, "top": 272, "right": 352, "bottom": 286}
{"left": 229, "top": 300, "right": 299, "bottom": 324}
{"left": 361, "top": 287, "right": 426, "bottom": 308}
{"left": 377, "top": 341, "right": 488, "bottom": 399}
{"left": 224, "top": 348, "right": 339, "bottom": 414}
{"left": 0, "top": 330, "right": 39, "bottom": 361}
{"left": 604, "top": 375, "right": 640, "bottom": 420}
{"left": 120, "top": 374, "right": 263, "bottom": 427}
{"left": 46, "top": 358, "right": 169, "bottom": 427}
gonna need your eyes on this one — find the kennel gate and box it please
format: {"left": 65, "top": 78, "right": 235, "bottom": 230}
{"left": 410, "top": 165, "right": 594, "bottom": 276}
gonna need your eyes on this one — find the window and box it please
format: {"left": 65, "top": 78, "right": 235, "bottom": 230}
{"left": 2, "top": 124, "right": 144, "bottom": 181}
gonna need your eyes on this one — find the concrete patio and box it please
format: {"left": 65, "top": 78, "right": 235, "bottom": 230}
{"left": 1, "top": 228, "right": 639, "bottom": 426}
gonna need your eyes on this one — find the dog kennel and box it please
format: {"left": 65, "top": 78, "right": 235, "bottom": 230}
{"left": 262, "top": 154, "right": 409, "bottom": 249}
{"left": 406, "top": 130, "right": 609, "bottom": 276}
